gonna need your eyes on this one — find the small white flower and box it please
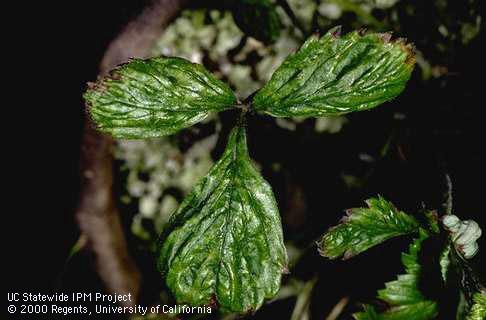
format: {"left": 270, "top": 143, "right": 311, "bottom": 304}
{"left": 443, "top": 214, "right": 482, "bottom": 259}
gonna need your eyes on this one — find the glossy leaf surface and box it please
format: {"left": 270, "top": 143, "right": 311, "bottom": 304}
{"left": 157, "top": 125, "right": 287, "bottom": 313}
{"left": 318, "top": 196, "right": 419, "bottom": 259}
{"left": 84, "top": 57, "right": 236, "bottom": 138}
{"left": 253, "top": 27, "right": 415, "bottom": 117}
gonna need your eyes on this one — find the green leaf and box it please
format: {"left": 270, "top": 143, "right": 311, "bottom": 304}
{"left": 157, "top": 124, "right": 288, "bottom": 313}
{"left": 84, "top": 57, "right": 236, "bottom": 139}
{"left": 231, "top": 0, "right": 282, "bottom": 43}
{"left": 252, "top": 27, "right": 415, "bottom": 117}
{"left": 377, "top": 229, "right": 434, "bottom": 305}
{"left": 466, "top": 293, "right": 486, "bottom": 320}
{"left": 354, "top": 230, "right": 438, "bottom": 320}
{"left": 354, "top": 301, "right": 438, "bottom": 320}
{"left": 318, "top": 196, "right": 420, "bottom": 259}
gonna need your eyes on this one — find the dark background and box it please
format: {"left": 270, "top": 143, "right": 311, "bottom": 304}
{"left": 9, "top": 0, "right": 152, "bottom": 291}
{"left": 9, "top": 0, "right": 484, "bottom": 318}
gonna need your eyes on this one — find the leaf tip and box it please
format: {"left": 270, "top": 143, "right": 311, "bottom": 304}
{"left": 209, "top": 294, "right": 218, "bottom": 308}
{"left": 86, "top": 81, "right": 97, "bottom": 90}
{"left": 316, "top": 247, "right": 328, "bottom": 259}
{"left": 343, "top": 250, "right": 355, "bottom": 260}
{"left": 330, "top": 25, "right": 342, "bottom": 38}
{"left": 379, "top": 32, "right": 393, "bottom": 43}
{"left": 377, "top": 33, "right": 416, "bottom": 67}
{"left": 340, "top": 209, "right": 353, "bottom": 223}
{"left": 282, "top": 266, "right": 290, "bottom": 274}
{"left": 358, "top": 27, "right": 368, "bottom": 36}
{"left": 395, "top": 37, "right": 416, "bottom": 66}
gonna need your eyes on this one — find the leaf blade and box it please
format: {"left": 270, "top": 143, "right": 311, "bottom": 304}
{"left": 354, "top": 230, "right": 438, "bottom": 320}
{"left": 253, "top": 27, "right": 415, "bottom": 117}
{"left": 466, "top": 293, "right": 486, "bottom": 320}
{"left": 157, "top": 125, "right": 287, "bottom": 313}
{"left": 318, "top": 196, "right": 419, "bottom": 259}
{"left": 84, "top": 57, "right": 236, "bottom": 138}
{"left": 377, "top": 229, "right": 430, "bottom": 305}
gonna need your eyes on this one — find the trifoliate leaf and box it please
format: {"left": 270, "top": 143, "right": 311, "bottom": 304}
{"left": 318, "top": 196, "right": 420, "bottom": 259}
{"left": 231, "top": 0, "right": 282, "bottom": 43}
{"left": 157, "top": 124, "right": 288, "bottom": 313}
{"left": 466, "top": 292, "right": 486, "bottom": 320}
{"left": 354, "top": 230, "right": 438, "bottom": 320}
{"left": 253, "top": 27, "right": 415, "bottom": 117}
{"left": 84, "top": 57, "right": 236, "bottom": 139}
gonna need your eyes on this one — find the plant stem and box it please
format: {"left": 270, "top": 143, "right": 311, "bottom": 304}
{"left": 444, "top": 173, "right": 453, "bottom": 215}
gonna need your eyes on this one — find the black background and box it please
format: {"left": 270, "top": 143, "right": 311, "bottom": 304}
{"left": 9, "top": 0, "right": 152, "bottom": 291}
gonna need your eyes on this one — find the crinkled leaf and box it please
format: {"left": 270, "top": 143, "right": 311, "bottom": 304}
{"left": 466, "top": 293, "right": 486, "bottom": 320}
{"left": 354, "top": 301, "right": 438, "bottom": 320}
{"left": 84, "top": 57, "right": 236, "bottom": 139}
{"left": 318, "top": 196, "right": 420, "bottom": 259}
{"left": 157, "top": 125, "right": 288, "bottom": 313}
{"left": 231, "top": 0, "right": 282, "bottom": 43}
{"left": 378, "top": 229, "right": 436, "bottom": 306}
{"left": 253, "top": 27, "right": 415, "bottom": 117}
{"left": 354, "top": 230, "right": 438, "bottom": 320}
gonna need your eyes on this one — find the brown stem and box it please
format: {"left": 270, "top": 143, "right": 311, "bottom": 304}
{"left": 76, "top": 0, "right": 188, "bottom": 307}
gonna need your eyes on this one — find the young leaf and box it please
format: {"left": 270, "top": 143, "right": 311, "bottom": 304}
{"left": 231, "top": 0, "right": 282, "bottom": 43}
{"left": 252, "top": 27, "right": 415, "bottom": 117}
{"left": 354, "top": 230, "right": 438, "bottom": 320}
{"left": 84, "top": 57, "right": 236, "bottom": 139}
{"left": 466, "top": 293, "right": 486, "bottom": 320}
{"left": 318, "top": 197, "right": 419, "bottom": 259}
{"left": 157, "top": 124, "right": 288, "bottom": 313}
{"left": 378, "top": 229, "right": 437, "bottom": 308}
